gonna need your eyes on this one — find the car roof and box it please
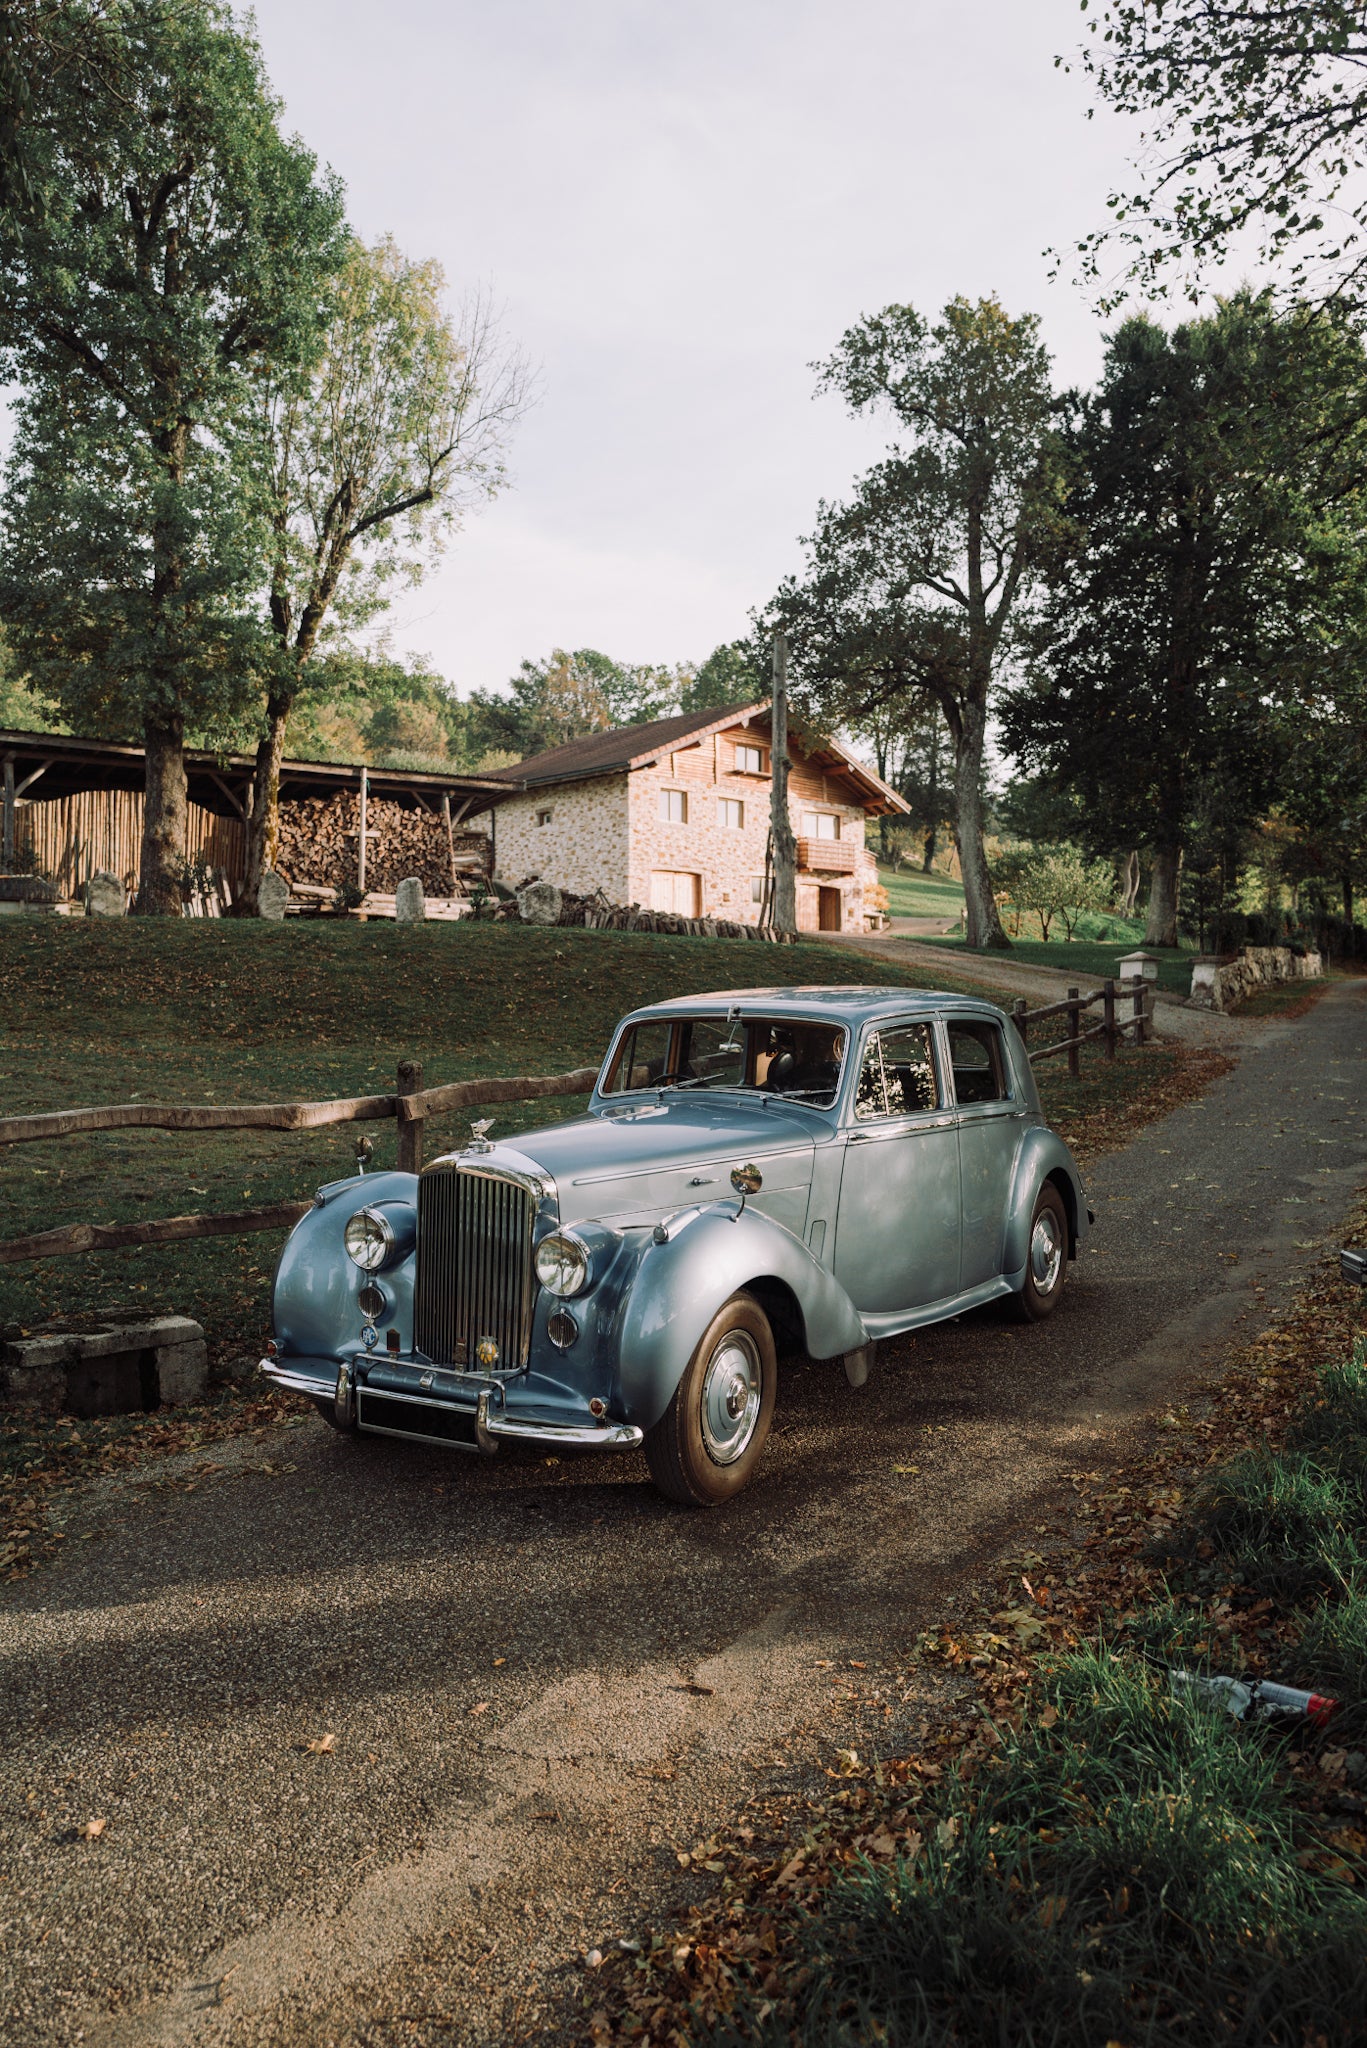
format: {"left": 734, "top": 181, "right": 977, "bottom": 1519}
{"left": 621, "top": 985, "right": 1004, "bottom": 1026}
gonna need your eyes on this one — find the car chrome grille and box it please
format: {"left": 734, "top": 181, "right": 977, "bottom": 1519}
{"left": 414, "top": 1166, "right": 536, "bottom": 1369}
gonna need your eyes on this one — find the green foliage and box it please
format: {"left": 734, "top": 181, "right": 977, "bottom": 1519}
{"left": 284, "top": 650, "right": 483, "bottom": 770}
{"left": 992, "top": 841, "right": 1114, "bottom": 941}
{"left": 1004, "top": 296, "right": 1367, "bottom": 898}
{"left": 684, "top": 638, "right": 765, "bottom": 711}
{"left": 465, "top": 647, "right": 691, "bottom": 761}
{"left": 1068, "top": 1, "right": 1367, "bottom": 308}
{"left": 0, "top": 0, "right": 347, "bottom": 747}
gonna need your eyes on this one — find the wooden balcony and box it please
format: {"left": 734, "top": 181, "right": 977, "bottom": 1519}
{"left": 796, "top": 836, "right": 857, "bottom": 875}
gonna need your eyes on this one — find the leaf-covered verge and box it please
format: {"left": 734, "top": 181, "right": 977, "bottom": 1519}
{"left": 0, "top": 917, "right": 1224, "bottom": 1577}
{"left": 584, "top": 1201, "right": 1367, "bottom": 2048}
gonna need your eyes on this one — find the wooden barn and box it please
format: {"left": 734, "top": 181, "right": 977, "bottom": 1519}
{"left": 0, "top": 729, "right": 506, "bottom": 909}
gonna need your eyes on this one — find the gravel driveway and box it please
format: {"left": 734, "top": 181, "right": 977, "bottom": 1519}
{"left": 3, "top": 981, "right": 1364, "bottom": 2048}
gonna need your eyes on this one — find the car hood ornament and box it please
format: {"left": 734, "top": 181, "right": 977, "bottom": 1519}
{"left": 467, "top": 1118, "right": 495, "bottom": 1154}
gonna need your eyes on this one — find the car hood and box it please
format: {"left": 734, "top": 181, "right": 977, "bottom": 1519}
{"left": 498, "top": 1093, "right": 822, "bottom": 1231}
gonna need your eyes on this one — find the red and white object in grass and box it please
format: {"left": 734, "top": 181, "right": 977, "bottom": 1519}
{"left": 1171, "top": 1668, "right": 1340, "bottom": 1728}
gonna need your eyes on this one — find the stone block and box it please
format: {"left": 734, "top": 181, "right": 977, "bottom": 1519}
{"left": 517, "top": 881, "right": 563, "bottom": 926}
{"left": 0, "top": 1315, "right": 207, "bottom": 1416}
{"left": 84, "top": 870, "right": 125, "bottom": 918}
{"left": 395, "top": 875, "right": 426, "bottom": 924}
{"left": 257, "top": 869, "right": 291, "bottom": 921}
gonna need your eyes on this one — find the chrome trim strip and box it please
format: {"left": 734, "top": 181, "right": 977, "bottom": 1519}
{"left": 260, "top": 1359, "right": 334, "bottom": 1396}
{"left": 360, "top": 1423, "right": 482, "bottom": 1455}
{"left": 352, "top": 1380, "right": 643, "bottom": 1450}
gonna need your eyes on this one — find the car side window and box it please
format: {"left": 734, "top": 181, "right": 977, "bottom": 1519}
{"left": 947, "top": 1020, "right": 1008, "bottom": 1105}
{"left": 854, "top": 1024, "right": 940, "bottom": 1121}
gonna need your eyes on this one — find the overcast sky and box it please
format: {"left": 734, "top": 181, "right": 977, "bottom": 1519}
{"left": 250, "top": 0, "right": 1141, "bottom": 698}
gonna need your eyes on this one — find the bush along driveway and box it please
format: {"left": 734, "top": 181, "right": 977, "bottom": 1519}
{"left": 0, "top": 975, "right": 1363, "bottom": 2048}
{"left": 592, "top": 1206, "right": 1367, "bottom": 2048}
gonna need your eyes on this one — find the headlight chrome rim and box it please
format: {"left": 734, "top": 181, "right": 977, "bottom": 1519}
{"left": 534, "top": 1230, "right": 591, "bottom": 1298}
{"left": 344, "top": 1205, "right": 397, "bottom": 1273}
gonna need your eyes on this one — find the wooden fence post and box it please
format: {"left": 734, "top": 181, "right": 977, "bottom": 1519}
{"left": 1066, "top": 987, "right": 1081, "bottom": 1078}
{"left": 442, "top": 793, "right": 459, "bottom": 894}
{"left": 1102, "top": 978, "right": 1116, "bottom": 1062}
{"left": 397, "top": 1058, "right": 423, "bottom": 1174}
{"left": 357, "top": 766, "right": 369, "bottom": 896}
{"left": 1012, "top": 997, "right": 1028, "bottom": 1044}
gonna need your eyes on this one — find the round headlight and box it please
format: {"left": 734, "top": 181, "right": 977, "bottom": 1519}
{"left": 344, "top": 1205, "right": 396, "bottom": 1272}
{"left": 534, "top": 1231, "right": 590, "bottom": 1298}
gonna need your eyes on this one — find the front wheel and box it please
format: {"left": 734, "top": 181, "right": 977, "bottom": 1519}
{"left": 1011, "top": 1183, "right": 1069, "bottom": 1322}
{"left": 644, "top": 1292, "right": 776, "bottom": 1506}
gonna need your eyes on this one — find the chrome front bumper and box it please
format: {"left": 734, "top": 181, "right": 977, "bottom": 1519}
{"left": 258, "top": 1356, "right": 643, "bottom": 1455}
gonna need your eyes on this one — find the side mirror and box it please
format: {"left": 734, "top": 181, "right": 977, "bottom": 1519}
{"left": 730, "top": 1163, "right": 762, "bottom": 1216}
{"left": 354, "top": 1135, "right": 374, "bottom": 1175}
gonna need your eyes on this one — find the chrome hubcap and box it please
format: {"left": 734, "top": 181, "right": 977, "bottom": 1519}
{"left": 1031, "top": 1210, "right": 1063, "bottom": 1293}
{"left": 700, "top": 1331, "right": 761, "bottom": 1465}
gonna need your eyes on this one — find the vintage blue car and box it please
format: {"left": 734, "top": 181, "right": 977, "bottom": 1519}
{"left": 261, "top": 987, "right": 1089, "bottom": 1505}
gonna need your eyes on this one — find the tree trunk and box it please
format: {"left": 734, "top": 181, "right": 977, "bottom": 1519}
{"left": 921, "top": 826, "right": 936, "bottom": 873}
{"left": 1344, "top": 873, "right": 1355, "bottom": 925}
{"left": 135, "top": 715, "right": 187, "bottom": 917}
{"left": 235, "top": 691, "right": 292, "bottom": 917}
{"left": 1118, "top": 848, "right": 1140, "bottom": 916}
{"left": 1143, "top": 844, "right": 1181, "bottom": 948}
{"left": 954, "top": 699, "right": 1009, "bottom": 949}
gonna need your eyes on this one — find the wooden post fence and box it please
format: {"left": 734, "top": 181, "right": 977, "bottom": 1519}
{"left": 396, "top": 1058, "right": 424, "bottom": 1174}
{"left": 1103, "top": 978, "right": 1116, "bottom": 1061}
{"left": 1066, "top": 987, "right": 1081, "bottom": 1079}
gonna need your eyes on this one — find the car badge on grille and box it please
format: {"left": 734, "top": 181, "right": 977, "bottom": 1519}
{"left": 475, "top": 1336, "right": 500, "bottom": 1370}
{"left": 467, "top": 1119, "right": 495, "bottom": 1154}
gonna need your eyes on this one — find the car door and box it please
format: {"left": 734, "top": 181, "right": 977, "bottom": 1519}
{"left": 832, "top": 1021, "right": 961, "bottom": 1314}
{"left": 945, "top": 1016, "right": 1024, "bottom": 1289}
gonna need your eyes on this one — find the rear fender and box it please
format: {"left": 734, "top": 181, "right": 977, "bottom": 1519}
{"left": 1002, "top": 1132, "right": 1088, "bottom": 1280}
{"left": 615, "top": 1202, "right": 866, "bottom": 1432}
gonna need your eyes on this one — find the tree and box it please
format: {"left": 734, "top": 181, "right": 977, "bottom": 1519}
{"left": 1003, "top": 294, "right": 1367, "bottom": 945}
{"left": 0, "top": 0, "right": 346, "bottom": 912}
{"left": 235, "top": 236, "right": 528, "bottom": 912}
{"left": 769, "top": 297, "right": 1065, "bottom": 948}
{"left": 684, "top": 639, "right": 765, "bottom": 711}
{"left": 466, "top": 648, "right": 684, "bottom": 760}
{"left": 1066, "top": 1, "right": 1367, "bottom": 307}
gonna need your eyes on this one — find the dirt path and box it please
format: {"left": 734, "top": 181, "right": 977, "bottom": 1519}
{"left": 3, "top": 984, "right": 1364, "bottom": 2048}
{"left": 822, "top": 928, "right": 1259, "bottom": 1048}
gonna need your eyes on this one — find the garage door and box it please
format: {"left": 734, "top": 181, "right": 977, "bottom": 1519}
{"left": 650, "top": 870, "right": 701, "bottom": 916}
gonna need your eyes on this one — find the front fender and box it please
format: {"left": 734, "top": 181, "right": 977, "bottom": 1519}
{"left": 272, "top": 1169, "right": 418, "bottom": 1360}
{"left": 1003, "top": 1131, "right": 1088, "bottom": 1278}
{"left": 615, "top": 1203, "right": 867, "bottom": 1432}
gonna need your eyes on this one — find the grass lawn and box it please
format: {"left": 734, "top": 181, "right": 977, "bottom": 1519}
{"left": 0, "top": 916, "right": 1204, "bottom": 1374}
{"left": 875, "top": 863, "right": 965, "bottom": 921}
{"left": 922, "top": 932, "right": 1197, "bottom": 994}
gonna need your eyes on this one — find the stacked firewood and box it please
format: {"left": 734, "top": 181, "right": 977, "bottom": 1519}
{"left": 272, "top": 794, "right": 490, "bottom": 895}
{"left": 491, "top": 881, "right": 794, "bottom": 942}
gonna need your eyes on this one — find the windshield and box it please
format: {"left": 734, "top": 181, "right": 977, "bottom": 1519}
{"left": 603, "top": 1014, "right": 848, "bottom": 1107}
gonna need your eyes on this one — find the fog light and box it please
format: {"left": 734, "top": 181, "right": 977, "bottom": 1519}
{"left": 475, "top": 1336, "right": 500, "bottom": 1370}
{"left": 357, "top": 1281, "right": 385, "bottom": 1322}
{"left": 547, "top": 1309, "right": 579, "bottom": 1351}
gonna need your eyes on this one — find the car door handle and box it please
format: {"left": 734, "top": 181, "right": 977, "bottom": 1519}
{"left": 848, "top": 1132, "right": 873, "bottom": 1143}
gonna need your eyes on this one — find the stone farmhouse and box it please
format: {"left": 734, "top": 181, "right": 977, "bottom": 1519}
{"left": 483, "top": 701, "right": 907, "bottom": 934}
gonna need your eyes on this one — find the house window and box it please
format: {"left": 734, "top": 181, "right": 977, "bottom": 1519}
{"left": 535, "top": 807, "right": 553, "bottom": 827}
{"left": 733, "top": 743, "right": 767, "bottom": 775}
{"left": 716, "top": 797, "right": 744, "bottom": 829}
{"left": 658, "top": 788, "right": 687, "bottom": 824}
{"left": 801, "top": 811, "right": 840, "bottom": 839}
{"left": 751, "top": 877, "right": 765, "bottom": 904}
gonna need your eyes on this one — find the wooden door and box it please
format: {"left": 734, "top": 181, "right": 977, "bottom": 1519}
{"left": 651, "top": 870, "right": 701, "bottom": 916}
{"left": 818, "top": 886, "right": 842, "bottom": 931}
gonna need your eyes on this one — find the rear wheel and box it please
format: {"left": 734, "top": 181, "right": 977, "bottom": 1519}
{"left": 644, "top": 1292, "right": 776, "bottom": 1505}
{"left": 1011, "top": 1183, "right": 1069, "bottom": 1322}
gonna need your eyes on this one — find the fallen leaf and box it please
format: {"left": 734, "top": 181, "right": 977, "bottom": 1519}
{"left": 468, "top": 1701, "right": 489, "bottom": 1716}
{"left": 1037, "top": 1893, "right": 1068, "bottom": 1928}
{"left": 892, "top": 1464, "right": 920, "bottom": 1476}
{"left": 493, "top": 1657, "right": 506, "bottom": 1667}
{"left": 305, "top": 1733, "right": 336, "bottom": 1754}
{"left": 79, "top": 1817, "right": 107, "bottom": 1840}
{"left": 1039, "top": 1704, "right": 1059, "bottom": 1729}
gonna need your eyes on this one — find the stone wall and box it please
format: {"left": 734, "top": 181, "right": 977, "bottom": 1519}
{"left": 1189, "top": 945, "right": 1324, "bottom": 1011}
{"left": 494, "top": 772, "right": 632, "bottom": 899}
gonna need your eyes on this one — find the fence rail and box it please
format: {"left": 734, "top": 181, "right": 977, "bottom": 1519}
{"left": 0, "top": 982, "right": 1158, "bottom": 1266}
{"left": 0, "top": 1060, "right": 600, "bottom": 1265}
{"left": 1010, "top": 975, "right": 1154, "bottom": 1077}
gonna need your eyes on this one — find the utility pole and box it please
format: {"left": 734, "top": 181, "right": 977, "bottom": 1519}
{"left": 769, "top": 633, "right": 797, "bottom": 937}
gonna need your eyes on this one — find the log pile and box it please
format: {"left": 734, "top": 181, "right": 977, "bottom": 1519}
{"left": 273, "top": 794, "right": 490, "bottom": 895}
{"left": 493, "top": 881, "right": 795, "bottom": 942}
